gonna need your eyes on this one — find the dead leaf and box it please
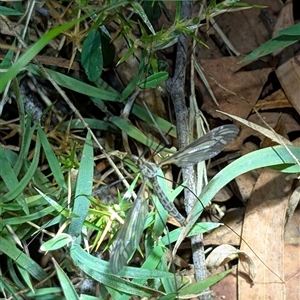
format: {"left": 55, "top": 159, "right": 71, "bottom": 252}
{"left": 198, "top": 56, "right": 272, "bottom": 120}
{"left": 238, "top": 169, "right": 292, "bottom": 300}
{"left": 284, "top": 243, "right": 300, "bottom": 300}
{"left": 204, "top": 208, "right": 245, "bottom": 246}
{"left": 217, "top": 0, "right": 282, "bottom": 55}
{"left": 254, "top": 89, "right": 293, "bottom": 112}
{"left": 218, "top": 111, "right": 292, "bottom": 145}
{"left": 206, "top": 244, "right": 255, "bottom": 281}
{"left": 274, "top": 0, "right": 300, "bottom": 115}
{"left": 284, "top": 202, "right": 300, "bottom": 245}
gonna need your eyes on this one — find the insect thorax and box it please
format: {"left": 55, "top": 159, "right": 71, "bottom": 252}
{"left": 138, "top": 159, "right": 159, "bottom": 179}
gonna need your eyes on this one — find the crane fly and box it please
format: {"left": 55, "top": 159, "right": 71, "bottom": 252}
{"left": 109, "top": 124, "right": 239, "bottom": 273}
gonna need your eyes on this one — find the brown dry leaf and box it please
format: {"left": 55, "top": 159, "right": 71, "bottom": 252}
{"left": 217, "top": 0, "right": 282, "bottom": 55}
{"left": 274, "top": 1, "right": 300, "bottom": 115}
{"left": 284, "top": 243, "right": 300, "bottom": 300}
{"left": 206, "top": 244, "right": 255, "bottom": 281}
{"left": 213, "top": 185, "right": 233, "bottom": 203}
{"left": 276, "top": 49, "right": 300, "bottom": 116}
{"left": 229, "top": 112, "right": 299, "bottom": 150}
{"left": 254, "top": 88, "right": 293, "bottom": 112}
{"left": 234, "top": 170, "right": 258, "bottom": 204}
{"left": 238, "top": 250, "right": 256, "bottom": 282}
{"left": 204, "top": 208, "right": 244, "bottom": 247}
{"left": 218, "top": 111, "right": 292, "bottom": 145}
{"left": 198, "top": 56, "right": 272, "bottom": 120}
{"left": 260, "top": 116, "right": 289, "bottom": 148}
{"left": 238, "top": 169, "right": 292, "bottom": 300}
{"left": 272, "top": 0, "right": 294, "bottom": 54}
{"left": 284, "top": 199, "right": 300, "bottom": 245}
{"left": 206, "top": 244, "right": 238, "bottom": 271}
{"left": 284, "top": 204, "right": 300, "bottom": 299}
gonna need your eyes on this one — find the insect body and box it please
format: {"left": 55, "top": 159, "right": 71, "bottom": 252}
{"left": 109, "top": 124, "right": 239, "bottom": 273}
{"left": 137, "top": 158, "right": 186, "bottom": 225}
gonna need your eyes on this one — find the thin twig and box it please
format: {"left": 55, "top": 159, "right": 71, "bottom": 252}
{"left": 166, "top": 2, "right": 212, "bottom": 300}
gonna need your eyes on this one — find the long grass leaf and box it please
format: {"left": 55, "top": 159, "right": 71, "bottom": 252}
{"left": 68, "top": 132, "right": 94, "bottom": 238}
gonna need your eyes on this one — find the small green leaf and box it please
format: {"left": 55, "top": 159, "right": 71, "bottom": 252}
{"left": 178, "top": 269, "right": 232, "bottom": 297}
{"left": 38, "top": 126, "right": 67, "bottom": 190}
{"left": 242, "top": 23, "right": 300, "bottom": 62}
{"left": 138, "top": 71, "right": 168, "bottom": 89}
{"left": 53, "top": 259, "right": 80, "bottom": 300}
{"left": 41, "top": 233, "right": 73, "bottom": 251}
{"left": 0, "top": 6, "right": 23, "bottom": 16}
{"left": 82, "top": 29, "right": 103, "bottom": 82}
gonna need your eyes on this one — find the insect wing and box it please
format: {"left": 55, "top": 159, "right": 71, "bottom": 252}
{"left": 109, "top": 194, "right": 148, "bottom": 273}
{"left": 161, "top": 124, "right": 239, "bottom": 167}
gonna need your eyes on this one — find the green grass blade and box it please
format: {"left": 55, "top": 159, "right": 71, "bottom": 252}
{"left": 0, "top": 237, "right": 48, "bottom": 280}
{"left": 27, "top": 64, "right": 120, "bottom": 101}
{"left": 2, "top": 134, "right": 41, "bottom": 204}
{"left": 37, "top": 126, "right": 67, "bottom": 190}
{"left": 70, "top": 242, "right": 169, "bottom": 298}
{"left": 242, "top": 23, "right": 300, "bottom": 62}
{"left": 68, "top": 132, "right": 94, "bottom": 238}
{"left": 53, "top": 259, "right": 80, "bottom": 300}
{"left": 0, "top": 147, "right": 28, "bottom": 213}
{"left": 0, "top": 17, "right": 87, "bottom": 93}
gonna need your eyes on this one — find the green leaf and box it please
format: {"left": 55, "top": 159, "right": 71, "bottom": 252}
{"left": 53, "top": 260, "right": 80, "bottom": 300}
{"left": 131, "top": 104, "right": 177, "bottom": 137}
{"left": 1, "top": 136, "right": 40, "bottom": 203}
{"left": 68, "top": 132, "right": 94, "bottom": 238}
{"left": 110, "top": 116, "right": 173, "bottom": 153}
{"left": 138, "top": 71, "right": 168, "bottom": 89}
{"left": 0, "top": 237, "right": 48, "bottom": 280}
{"left": 120, "top": 51, "right": 146, "bottom": 100}
{"left": 161, "top": 222, "right": 221, "bottom": 245}
{"left": 41, "top": 233, "right": 73, "bottom": 251}
{"left": 27, "top": 64, "right": 120, "bottom": 101}
{"left": 82, "top": 29, "right": 103, "bottom": 82}
{"left": 0, "top": 17, "right": 86, "bottom": 93}
{"left": 242, "top": 23, "right": 300, "bottom": 62}
{"left": 131, "top": 2, "right": 155, "bottom": 35}
{"left": 70, "top": 242, "right": 172, "bottom": 297}
{"left": 0, "top": 147, "right": 22, "bottom": 199}
{"left": 0, "top": 6, "right": 23, "bottom": 16}
{"left": 177, "top": 269, "right": 232, "bottom": 297}
{"left": 37, "top": 126, "right": 67, "bottom": 190}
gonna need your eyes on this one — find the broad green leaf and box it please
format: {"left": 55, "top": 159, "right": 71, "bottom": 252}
{"left": 82, "top": 29, "right": 103, "bottom": 82}
{"left": 41, "top": 233, "right": 73, "bottom": 251}
{"left": 138, "top": 71, "right": 168, "bottom": 89}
